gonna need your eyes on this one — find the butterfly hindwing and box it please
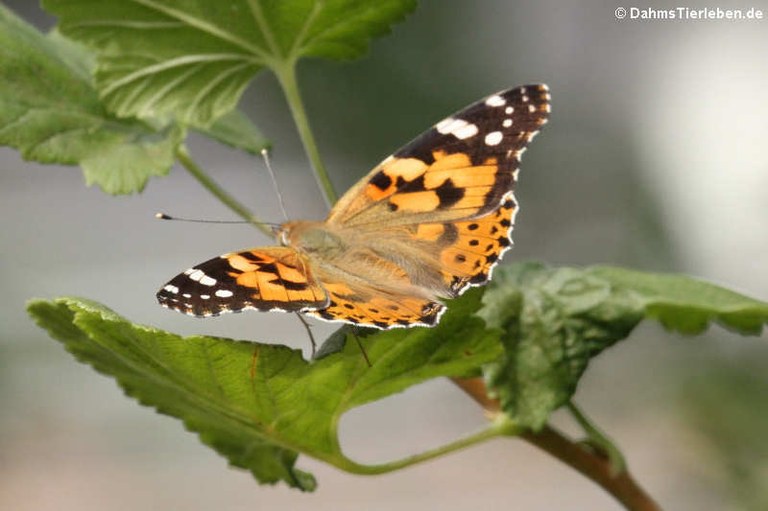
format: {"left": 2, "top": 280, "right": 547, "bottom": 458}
{"left": 157, "top": 247, "right": 328, "bottom": 317}
{"left": 303, "top": 271, "right": 445, "bottom": 328}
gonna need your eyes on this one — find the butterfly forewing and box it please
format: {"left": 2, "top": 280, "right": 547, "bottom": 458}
{"left": 327, "top": 84, "right": 550, "bottom": 227}
{"left": 157, "top": 247, "right": 328, "bottom": 317}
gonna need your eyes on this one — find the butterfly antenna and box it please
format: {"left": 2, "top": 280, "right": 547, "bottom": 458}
{"left": 155, "top": 213, "right": 281, "bottom": 228}
{"left": 261, "top": 148, "right": 289, "bottom": 222}
{"left": 156, "top": 213, "right": 251, "bottom": 224}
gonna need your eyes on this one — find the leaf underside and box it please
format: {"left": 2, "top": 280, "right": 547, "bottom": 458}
{"left": 43, "top": 0, "right": 418, "bottom": 125}
{"left": 0, "top": 6, "right": 185, "bottom": 194}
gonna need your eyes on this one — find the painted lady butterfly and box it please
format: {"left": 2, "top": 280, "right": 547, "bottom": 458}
{"left": 158, "top": 84, "right": 550, "bottom": 328}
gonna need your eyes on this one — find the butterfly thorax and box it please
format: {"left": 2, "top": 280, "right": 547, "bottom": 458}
{"left": 278, "top": 220, "right": 422, "bottom": 290}
{"left": 277, "top": 221, "right": 347, "bottom": 259}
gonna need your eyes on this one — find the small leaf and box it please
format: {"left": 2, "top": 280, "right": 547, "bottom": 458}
{"left": 27, "top": 289, "right": 499, "bottom": 489}
{"left": 0, "top": 7, "right": 183, "bottom": 194}
{"left": 480, "top": 263, "right": 644, "bottom": 430}
{"left": 195, "top": 109, "right": 269, "bottom": 155}
{"left": 43, "top": 0, "right": 418, "bottom": 125}
{"left": 481, "top": 263, "right": 768, "bottom": 430}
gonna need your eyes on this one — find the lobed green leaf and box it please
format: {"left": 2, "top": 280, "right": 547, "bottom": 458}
{"left": 0, "top": 6, "right": 184, "bottom": 194}
{"left": 27, "top": 289, "right": 500, "bottom": 489}
{"left": 43, "top": 0, "right": 418, "bottom": 125}
{"left": 194, "top": 109, "right": 269, "bottom": 155}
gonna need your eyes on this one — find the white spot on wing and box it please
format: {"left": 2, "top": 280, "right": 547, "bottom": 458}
{"left": 484, "top": 131, "right": 503, "bottom": 146}
{"left": 182, "top": 293, "right": 191, "bottom": 299}
{"left": 163, "top": 284, "right": 179, "bottom": 294}
{"left": 528, "top": 104, "right": 536, "bottom": 113}
{"left": 200, "top": 294, "right": 210, "bottom": 300}
{"left": 453, "top": 123, "right": 479, "bottom": 139}
{"left": 436, "top": 117, "right": 460, "bottom": 134}
{"left": 485, "top": 94, "right": 506, "bottom": 107}
{"left": 505, "top": 106, "right": 514, "bottom": 114}
{"left": 188, "top": 269, "right": 204, "bottom": 282}
{"left": 215, "top": 289, "right": 234, "bottom": 298}
{"left": 199, "top": 275, "right": 217, "bottom": 287}
{"left": 436, "top": 117, "right": 478, "bottom": 140}
{"left": 502, "top": 119, "right": 513, "bottom": 128}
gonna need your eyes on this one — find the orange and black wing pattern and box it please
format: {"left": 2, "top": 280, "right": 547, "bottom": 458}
{"left": 157, "top": 247, "right": 328, "bottom": 317}
{"left": 157, "top": 85, "right": 551, "bottom": 330}
{"left": 327, "top": 85, "right": 550, "bottom": 227}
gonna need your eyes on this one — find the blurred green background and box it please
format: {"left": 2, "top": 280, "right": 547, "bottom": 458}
{"left": 1, "top": 1, "right": 767, "bottom": 509}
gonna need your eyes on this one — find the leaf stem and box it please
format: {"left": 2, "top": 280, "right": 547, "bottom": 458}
{"left": 337, "top": 418, "right": 517, "bottom": 475}
{"left": 451, "top": 377, "right": 663, "bottom": 511}
{"left": 273, "top": 62, "right": 338, "bottom": 207}
{"left": 175, "top": 145, "right": 272, "bottom": 237}
{"left": 567, "top": 401, "right": 627, "bottom": 476}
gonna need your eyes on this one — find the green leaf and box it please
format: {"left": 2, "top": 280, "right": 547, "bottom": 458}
{"left": 0, "top": 6, "right": 183, "bottom": 194}
{"left": 481, "top": 263, "right": 768, "bottom": 430}
{"left": 480, "top": 263, "right": 645, "bottom": 430}
{"left": 27, "top": 289, "right": 500, "bottom": 489}
{"left": 43, "top": 0, "right": 418, "bottom": 125}
{"left": 591, "top": 266, "right": 768, "bottom": 335}
{"left": 194, "top": 109, "right": 269, "bottom": 155}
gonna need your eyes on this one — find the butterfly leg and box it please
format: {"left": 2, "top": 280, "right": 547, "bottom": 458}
{"left": 351, "top": 332, "right": 373, "bottom": 367}
{"left": 294, "top": 312, "right": 318, "bottom": 357}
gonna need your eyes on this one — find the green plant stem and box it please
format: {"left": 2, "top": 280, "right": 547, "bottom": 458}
{"left": 175, "top": 145, "right": 272, "bottom": 237}
{"left": 274, "top": 62, "right": 338, "bottom": 206}
{"left": 452, "top": 377, "right": 663, "bottom": 511}
{"left": 521, "top": 427, "right": 661, "bottom": 511}
{"left": 568, "top": 401, "right": 627, "bottom": 475}
{"left": 337, "top": 418, "right": 518, "bottom": 475}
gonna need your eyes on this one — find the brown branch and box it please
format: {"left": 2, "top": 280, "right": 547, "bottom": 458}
{"left": 451, "top": 377, "right": 663, "bottom": 511}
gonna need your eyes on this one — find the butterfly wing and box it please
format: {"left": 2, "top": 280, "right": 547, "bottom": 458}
{"left": 414, "top": 192, "right": 519, "bottom": 295}
{"left": 157, "top": 247, "right": 328, "bottom": 317}
{"left": 299, "top": 198, "right": 516, "bottom": 329}
{"left": 303, "top": 264, "right": 445, "bottom": 329}
{"left": 316, "top": 85, "right": 549, "bottom": 317}
{"left": 327, "top": 84, "right": 550, "bottom": 227}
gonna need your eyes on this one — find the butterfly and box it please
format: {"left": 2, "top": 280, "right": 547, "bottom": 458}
{"left": 157, "top": 84, "right": 550, "bottom": 329}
